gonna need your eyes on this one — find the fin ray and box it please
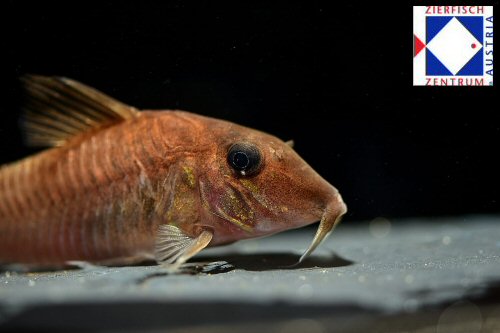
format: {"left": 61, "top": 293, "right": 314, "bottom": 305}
{"left": 155, "top": 225, "right": 213, "bottom": 266}
{"left": 20, "top": 75, "right": 139, "bottom": 147}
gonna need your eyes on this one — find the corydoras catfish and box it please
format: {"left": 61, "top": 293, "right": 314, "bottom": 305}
{"left": 0, "top": 75, "right": 347, "bottom": 269}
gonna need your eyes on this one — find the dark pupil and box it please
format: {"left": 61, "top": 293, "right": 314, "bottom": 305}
{"left": 232, "top": 152, "right": 249, "bottom": 170}
{"left": 227, "top": 143, "right": 262, "bottom": 176}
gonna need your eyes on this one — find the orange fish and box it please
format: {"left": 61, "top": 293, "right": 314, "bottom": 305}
{"left": 0, "top": 75, "right": 347, "bottom": 269}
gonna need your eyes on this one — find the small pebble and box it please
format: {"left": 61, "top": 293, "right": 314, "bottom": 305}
{"left": 442, "top": 236, "right": 451, "bottom": 245}
{"left": 404, "top": 275, "right": 414, "bottom": 284}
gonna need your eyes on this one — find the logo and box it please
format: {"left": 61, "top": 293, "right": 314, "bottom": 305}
{"left": 413, "top": 6, "right": 493, "bottom": 86}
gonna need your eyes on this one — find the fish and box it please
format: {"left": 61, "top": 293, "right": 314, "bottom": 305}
{"left": 0, "top": 75, "right": 347, "bottom": 269}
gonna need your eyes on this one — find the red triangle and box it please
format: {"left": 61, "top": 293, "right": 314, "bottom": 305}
{"left": 414, "top": 35, "right": 426, "bottom": 57}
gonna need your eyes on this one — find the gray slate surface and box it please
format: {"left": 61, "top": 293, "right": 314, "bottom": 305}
{"left": 1, "top": 215, "right": 499, "bottom": 332}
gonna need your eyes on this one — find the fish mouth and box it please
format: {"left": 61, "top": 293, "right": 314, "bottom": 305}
{"left": 298, "top": 193, "right": 347, "bottom": 263}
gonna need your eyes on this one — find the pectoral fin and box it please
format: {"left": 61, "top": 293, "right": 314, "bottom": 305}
{"left": 155, "top": 225, "right": 213, "bottom": 267}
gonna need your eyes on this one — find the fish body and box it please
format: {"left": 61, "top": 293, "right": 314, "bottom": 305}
{"left": 0, "top": 76, "right": 346, "bottom": 267}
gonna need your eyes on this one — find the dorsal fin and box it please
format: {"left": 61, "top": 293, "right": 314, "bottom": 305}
{"left": 20, "top": 75, "right": 139, "bottom": 147}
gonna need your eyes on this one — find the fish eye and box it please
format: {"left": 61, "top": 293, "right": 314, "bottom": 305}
{"left": 227, "top": 142, "right": 262, "bottom": 176}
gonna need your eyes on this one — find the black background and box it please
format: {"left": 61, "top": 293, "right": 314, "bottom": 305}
{"left": 1, "top": 1, "right": 498, "bottom": 221}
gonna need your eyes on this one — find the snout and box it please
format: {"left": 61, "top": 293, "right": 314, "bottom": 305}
{"left": 299, "top": 192, "right": 347, "bottom": 262}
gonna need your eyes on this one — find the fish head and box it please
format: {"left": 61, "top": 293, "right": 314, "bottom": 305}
{"left": 198, "top": 119, "right": 347, "bottom": 261}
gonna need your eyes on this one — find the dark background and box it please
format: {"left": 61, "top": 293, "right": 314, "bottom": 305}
{"left": 0, "top": 1, "right": 498, "bottom": 221}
